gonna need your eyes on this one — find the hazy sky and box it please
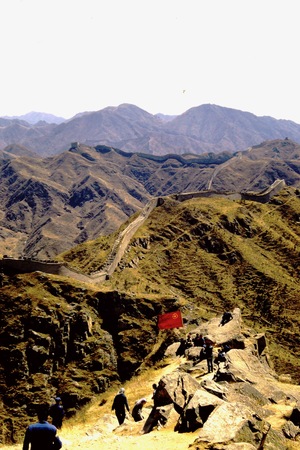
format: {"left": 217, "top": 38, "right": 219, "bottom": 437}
{"left": 1, "top": 0, "right": 299, "bottom": 122}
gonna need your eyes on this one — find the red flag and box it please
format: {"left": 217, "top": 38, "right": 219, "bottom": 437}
{"left": 158, "top": 310, "right": 183, "bottom": 330}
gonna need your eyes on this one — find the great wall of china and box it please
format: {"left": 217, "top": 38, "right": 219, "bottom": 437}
{"left": 0, "top": 179, "right": 286, "bottom": 283}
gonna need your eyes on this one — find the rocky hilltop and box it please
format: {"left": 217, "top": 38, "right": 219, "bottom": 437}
{"left": 161, "top": 308, "right": 300, "bottom": 448}
{"left": 106, "top": 308, "right": 300, "bottom": 449}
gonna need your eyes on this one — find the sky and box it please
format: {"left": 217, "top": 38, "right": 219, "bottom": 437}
{"left": 1, "top": 0, "right": 300, "bottom": 122}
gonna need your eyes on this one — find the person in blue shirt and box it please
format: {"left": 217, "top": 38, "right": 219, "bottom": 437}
{"left": 23, "top": 404, "right": 62, "bottom": 450}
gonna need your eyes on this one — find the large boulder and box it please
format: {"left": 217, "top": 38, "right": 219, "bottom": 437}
{"left": 176, "top": 388, "right": 225, "bottom": 432}
{"left": 191, "top": 308, "right": 244, "bottom": 347}
{"left": 282, "top": 420, "right": 300, "bottom": 439}
{"left": 200, "top": 379, "right": 228, "bottom": 400}
{"left": 160, "top": 371, "right": 201, "bottom": 413}
{"left": 194, "top": 402, "right": 286, "bottom": 449}
{"left": 214, "top": 348, "right": 275, "bottom": 384}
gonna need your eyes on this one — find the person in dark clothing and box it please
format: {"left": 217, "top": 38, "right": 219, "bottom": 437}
{"left": 49, "top": 397, "right": 65, "bottom": 429}
{"left": 176, "top": 338, "right": 187, "bottom": 356}
{"left": 23, "top": 404, "right": 62, "bottom": 450}
{"left": 185, "top": 333, "right": 193, "bottom": 349}
{"left": 152, "top": 383, "right": 157, "bottom": 399}
{"left": 215, "top": 348, "right": 226, "bottom": 366}
{"left": 112, "top": 388, "right": 130, "bottom": 425}
{"left": 132, "top": 398, "right": 147, "bottom": 422}
{"left": 193, "top": 333, "right": 205, "bottom": 347}
{"left": 153, "top": 380, "right": 173, "bottom": 408}
{"left": 143, "top": 380, "right": 173, "bottom": 434}
{"left": 219, "top": 311, "right": 233, "bottom": 326}
{"left": 203, "top": 343, "right": 214, "bottom": 373}
{"left": 223, "top": 343, "right": 231, "bottom": 352}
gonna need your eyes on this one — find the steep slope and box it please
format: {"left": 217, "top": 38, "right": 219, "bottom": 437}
{"left": 0, "top": 145, "right": 151, "bottom": 258}
{"left": 206, "top": 138, "right": 300, "bottom": 191}
{"left": 0, "top": 144, "right": 38, "bottom": 158}
{"left": 0, "top": 270, "right": 178, "bottom": 443}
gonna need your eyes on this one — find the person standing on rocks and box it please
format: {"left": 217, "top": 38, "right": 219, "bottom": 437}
{"left": 203, "top": 342, "right": 214, "bottom": 373}
{"left": 49, "top": 397, "right": 65, "bottom": 429}
{"left": 176, "top": 338, "right": 187, "bottom": 356}
{"left": 219, "top": 311, "right": 233, "bottom": 326}
{"left": 151, "top": 383, "right": 158, "bottom": 399}
{"left": 23, "top": 404, "right": 62, "bottom": 450}
{"left": 185, "top": 333, "right": 193, "bottom": 349}
{"left": 112, "top": 387, "right": 130, "bottom": 425}
{"left": 215, "top": 348, "right": 227, "bottom": 366}
{"left": 143, "top": 380, "right": 173, "bottom": 433}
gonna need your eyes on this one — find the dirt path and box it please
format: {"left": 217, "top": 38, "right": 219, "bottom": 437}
{"left": 59, "top": 357, "right": 199, "bottom": 450}
{"left": 61, "top": 422, "right": 199, "bottom": 450}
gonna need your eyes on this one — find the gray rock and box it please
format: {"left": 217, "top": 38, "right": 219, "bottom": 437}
{"left": 201, "top": 379, "right": 228, "bottom": 400}
{"left": 196, "top": 402, "right": 255, "bottom": 443}
{"left": 191, "top": 308, "right": 243, "bottom": 347}
{"left": 195, "top": 402, "right": 286, "bottom": 449}
{"left": 282, "top": 420, "right": 300, "bottom": 439}
{"left": 214, "top": 348, "right": 275, "bottom": 384}
{"left": 176, "top": 388, "right": 224, "bottom": 432}
{"left": 160, "top": 371, "right": 201, "bottom": 412}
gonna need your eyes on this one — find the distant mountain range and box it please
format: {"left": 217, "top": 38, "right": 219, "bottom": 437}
{"left": 0, "top": 138, "right": 299, "bottom": 259}
{"left": 2, "top": 111, "right": 66, "bottom": 124}
{"left": 1, "top": 103, "right": 300, "bottom": 157}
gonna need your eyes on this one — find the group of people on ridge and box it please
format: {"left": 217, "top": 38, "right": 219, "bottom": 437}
{"left": 176, "top": 311, "right": 233, "bottom": 373}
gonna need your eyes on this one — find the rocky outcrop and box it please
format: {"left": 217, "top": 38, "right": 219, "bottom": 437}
{"left": 159, "top": 308, "right": 300, "bottom": 448}
{"left": 0, "top": 289, "right": 119, "bottom": 443}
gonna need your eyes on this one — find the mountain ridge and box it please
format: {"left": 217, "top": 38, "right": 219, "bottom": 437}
{"left": 2, "top": 111, "right": 66, "bottom": 124}
{"left": 2, "top": 103, "right": 300, "bottom": 157}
